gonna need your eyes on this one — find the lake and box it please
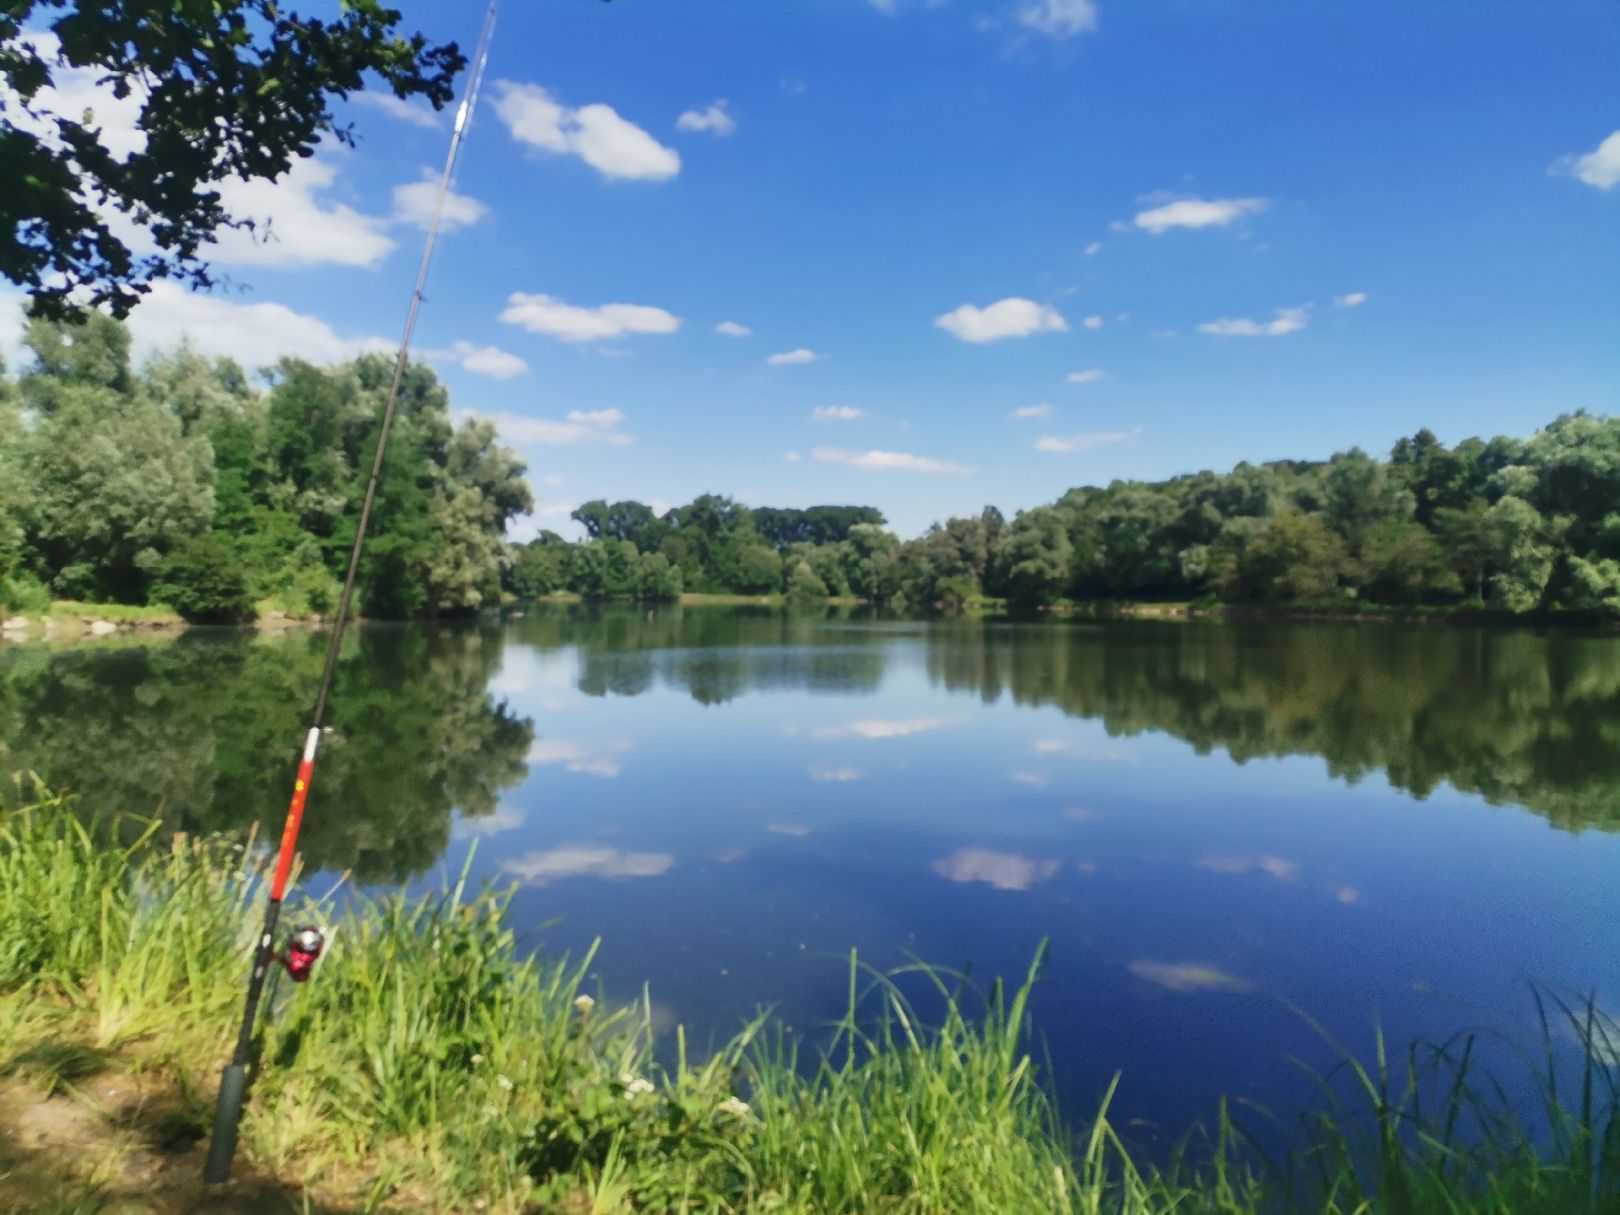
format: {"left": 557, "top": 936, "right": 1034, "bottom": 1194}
{"left": 3, "top": 606, "right": 1617, "bottom": 1146}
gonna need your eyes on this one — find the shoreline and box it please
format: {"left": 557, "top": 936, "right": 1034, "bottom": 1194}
{"left": 2, "top": 792, "right": 1613, "bottom": 1213}
{"left": 5, "top": 594, "right": 1616, "bottom": 646}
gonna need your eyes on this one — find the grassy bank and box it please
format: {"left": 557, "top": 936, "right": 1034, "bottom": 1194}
{"left": 1, "top": 785, "right": 1615, "bottom": 1213}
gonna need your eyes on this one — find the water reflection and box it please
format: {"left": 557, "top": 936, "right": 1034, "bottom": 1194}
{"left": 0, "top": 626, "right": 533, "bottom": 880}
{"left": 921, "top": 619, "right": 1620, "bottom": 834}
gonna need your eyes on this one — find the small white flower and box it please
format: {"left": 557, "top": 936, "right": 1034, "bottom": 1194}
{"left": 573, "top": 994, "right": 596, "bottom": 1015}
{"left": 469, "top": 1053, "right": 484, "bottom": 1067}
{"left": 623, "top": 1076, "right": 655, "bottom": 1099}
{"left": 496, "top": 1074, "right": 514, "bottom": 1092}
{"left": 716, "top": 1096, "right": 752, "bottom": 1119}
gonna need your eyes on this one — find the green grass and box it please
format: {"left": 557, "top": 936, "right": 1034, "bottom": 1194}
{"left": 44, "top": 600, "right": 184, "bottom": 625}
{"left": 1, "top": 779, "right": 1615, "bottom": 1213}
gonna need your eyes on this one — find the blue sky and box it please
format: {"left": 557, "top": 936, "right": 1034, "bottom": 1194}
{"left": 9, "top": 0, "right": 1619, "bottom": 538}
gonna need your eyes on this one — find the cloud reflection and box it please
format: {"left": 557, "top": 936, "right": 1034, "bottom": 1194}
{"left": 1033, "top": 738, "right": 1136, "bottom": 762}
{"left": 812, "top": 717, "right": 950, "bottom": 740}
{"left": 1127, "top": 960, "right": 1251, "bottom": 993}
{"left": 501, "top": 845, "right": 674, "bottom": 885}
{"left": 1195, "top": 854, "right": 1299, "bottom": 882}
{"left": 527, "top": 738, "right": 631, "bottom": 777}
{"left": 1010, "top": 771, "right": 1050, "bottom": 787}
{"left": 452, "top": 805, "right": 524, "bottom": 838}
{"left": 809, "top": 766, "right": 864, "bottom": 782}
{"left": 933, "top": 847, "right": 1060, "bottom": 891}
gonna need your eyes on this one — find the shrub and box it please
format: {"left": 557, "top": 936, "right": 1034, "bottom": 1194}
{"left": 150, "top": 534, "right": 255, "bottom": 623}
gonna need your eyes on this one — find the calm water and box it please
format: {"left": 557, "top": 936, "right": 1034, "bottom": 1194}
{"left": 3, "top": 607, "right": 1618, "bottom": 1142}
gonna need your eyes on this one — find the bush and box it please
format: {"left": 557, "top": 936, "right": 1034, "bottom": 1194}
{"left": 0, "top": 570, "right": 50, "bottom": 615}
{"left": 150, "top": 535, "right": 255, "bottom": 623}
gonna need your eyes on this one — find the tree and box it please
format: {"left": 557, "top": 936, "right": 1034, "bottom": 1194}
{"left": 20, "top": 379, "right": 214, "bottom": 601}
{"left": 1482, "top": 496, "right": 1562, "bottom": 613}
{"left": 2, "top": 1, "right": 463, "bottom": 316}
{"left": 151, "top": 533, "right": 254, "bottom": 622}
{"left": 993, "top": 508, "right": 1073, "bottom": 613}
{"left": 634, "top": 551, "right": 683, "bottom": 602}
{"left": 1355, "top": 521, "right": 1457, "bottom": 603}
{"left": 1241, "top": 513, "right": 1347, "bottom": 601}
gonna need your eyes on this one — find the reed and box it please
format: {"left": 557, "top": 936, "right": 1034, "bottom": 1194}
{"left": 1, "top": 782, "right": 1614, "bottom": 1213}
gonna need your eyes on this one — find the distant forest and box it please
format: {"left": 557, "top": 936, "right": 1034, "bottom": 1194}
{"left": 514, "top": 411, "right": 1620, "bottom": 616}
{"left": 2, "top": 308, "right": 1617, "bottom": 620}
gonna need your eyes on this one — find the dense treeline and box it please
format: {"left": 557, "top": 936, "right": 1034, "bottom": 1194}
{"left": 0, "top": 308, "right": 532, "bottom": 621}
{"left": 4, "top": 306, "right": 1616, "bottom": 621}
{"left": 510, "top": 412, "right": 1620, "bottom": 616}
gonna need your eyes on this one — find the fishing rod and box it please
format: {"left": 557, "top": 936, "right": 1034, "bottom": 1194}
{"left": 203, "top": 0, "right": 500, "bottom": 1184}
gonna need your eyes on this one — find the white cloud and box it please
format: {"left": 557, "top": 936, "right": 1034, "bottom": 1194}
{"left": 1334, "top": 292, "right": 1369, "bottom": 309}
{"left": 1127, "top": 960, "right": 1251, "bottom": 993}
{"left": 1081, "top": 315, "right": 1103, "bottom": 330}
{"left": 812, "top": 406, "right": 866, "bottom": 421}
{"left": 812, "top": 717, "right": 950, "bottom": 740}
{"left": 1554, "top": 129, "right": 1620, "bottom": 191}
{"left": 767, "top": 347, "right": 819, "bottom": 365}
{"left": 936, "top": 298, "right": 1067, "bottom": 343}
{"left": 716, "top": 320, "right": 752, "bottom": 337}
{"left": 676, "top": 100, "right": 737, "bottom": 136}
{"left": 121, "top": 281, "right": 392, "bottom": 369}
{"left": 448, "top": 341, "right": 527, "bottom": 379}
{"left": 501, "top": 845, "right": 674, "bottom": 885}
{"left": 500, "top": 292, "right": 680, "bottom": 343}
{"left": 473, "top": 408, "right": 633, "bottom": 448}
{"left": 527, "top": 737, "right": 632, "bottom": 777}
{"left": 391, "top": 169, "right": 489, "bottom": 232}
{"left": 1034, "top": 430, "right": 1132, "bottom": 454}
{"left": 1010, "top": 771, "right": 1050, "bottom": 787}
{"left": 812, "top": 447, "right": 973, "bottom": 475}
{"left": 1012, "top": 403, "right": 1054, "bottom": 420}
{"left": 784, "top": 450, "right": 802, "bottom": 463}
{"left": 767, "top": 822, "right": 811, "bottom": 837}
{"left": 1083, "top": 241, "right": 1103, "bottom": 256}
{"left": 353, "top": 91, "right": 443, "bottom": 129}
{"left": 493, "top": 81, "right": 680, "bottom": 181}
{"left": 1014, "top": 0, "right": 1099, "bottom": 39}
{"left": 933, "top": 848, "right": 1061, "bottom": 891}
{"left": 1066, "top": 369, "right": 1105, "bottom": 383}
{"left": 1198, "top": 305, "right": 1310, "bottom": 337}
{"left": 202, "top": 155, "right": 395, "bottom": 269}
{"left": 809, "top": 766, "right": 863, "bottom": 782}
{"left": 1133, "top": 197, "right": 1268, "bottom": 234}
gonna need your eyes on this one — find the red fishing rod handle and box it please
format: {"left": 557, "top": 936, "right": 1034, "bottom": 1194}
{"left": 270, "top": 728, "right": 321, "bottom": 901}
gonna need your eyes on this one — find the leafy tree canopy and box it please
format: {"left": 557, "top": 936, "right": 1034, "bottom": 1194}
{"left": 1, "top": 0, "right": 463, "bottom": 316}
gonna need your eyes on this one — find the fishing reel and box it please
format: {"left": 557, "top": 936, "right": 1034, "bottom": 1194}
{"left": 281, "top": 925, "right": 326, "bottom": 983}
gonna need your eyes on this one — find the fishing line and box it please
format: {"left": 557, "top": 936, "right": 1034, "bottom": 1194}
{"left": 204, "top": 0, "right": 500, "bottom": 1183}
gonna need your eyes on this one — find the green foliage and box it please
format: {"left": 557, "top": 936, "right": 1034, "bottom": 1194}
{"left": 2, "top": 0, "right": 463, "bottom": 317}
{"left": 0, "top": 571, "right": 49, "bottom": 615}
{"left": 1, "top": 315, "right": 530, "bottom": 619}
{"left": 150, "top": 534, "right": 255, "bottom": 623}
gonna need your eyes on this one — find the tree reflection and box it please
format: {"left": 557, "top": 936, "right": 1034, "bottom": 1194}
{"left": 0, "top": 625, "right": 533, "bottom": 880}
{"left": 511, "top": 604, "right": 890, "bottom": 704}
{"left": 925, "top": 621, "right": 1620, "bottom": 833}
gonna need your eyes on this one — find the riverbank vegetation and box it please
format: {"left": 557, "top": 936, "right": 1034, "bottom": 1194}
{"left": 0, "top": 309, "right": 533, "bottom": 624}
{"left": 5, "top": 306, "right": 1619, "bottom": 625}
{"left": 2, "top": 785, "right": 1615, "bottom": 1213}
{"left": 512, "top": 412, "right": 1620, "bottom": 618}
